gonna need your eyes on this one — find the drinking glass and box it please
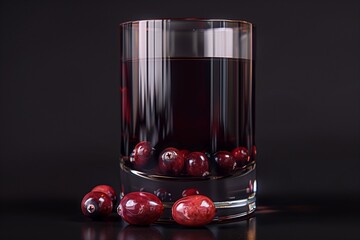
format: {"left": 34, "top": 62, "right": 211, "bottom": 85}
{"left": 119, "top": 18, "right": 256, "bottom": 222}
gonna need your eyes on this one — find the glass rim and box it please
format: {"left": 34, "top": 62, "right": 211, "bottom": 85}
{"left": 119, "top": 18, "right": 254, "bottom": 27}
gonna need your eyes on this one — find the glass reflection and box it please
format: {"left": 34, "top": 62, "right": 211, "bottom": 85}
{"left": 81, "top": 217, "right": 256, "bottom": 240}
{"left": 118, "top": 226, "right": 164, "bottom": 240}
{"left": 81, "top": 222, "right": 117, "bottom": 240}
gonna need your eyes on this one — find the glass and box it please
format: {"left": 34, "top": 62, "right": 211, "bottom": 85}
{"left": 119, "top": 18, "right": 256, "bottom": 222}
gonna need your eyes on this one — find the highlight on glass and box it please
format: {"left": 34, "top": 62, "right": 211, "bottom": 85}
{"left": 119, "top": 19, "right": 256, "bottom": 222}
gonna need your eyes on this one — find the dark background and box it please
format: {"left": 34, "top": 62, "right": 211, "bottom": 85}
{"left": 0, "top": 0, "right": 359, "bottom": 207}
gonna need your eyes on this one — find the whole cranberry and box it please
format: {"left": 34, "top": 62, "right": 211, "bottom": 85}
{"left": 214, "top": 151, "right": 236, "bottom": 173}
{"left": 185, "top": 152, "right": 210, "bottom": 177}
{"left": 231, "top": 146, "right": 249, "bottom": 167}
{"left": 181, "top": 188, "right": 200, "bottom": 197}
{"left": 172, "top": 195, "right": 216, "bottom": 226}
{"left": 154, "top": 188, "right": 172, "bottom": 201}
{"left": 81, "top": 191, "right": 113, "bottom": 218}
{"left": 158, "top": 147, "right": 184, "bottom": 175}
{"left": 117, "top": 192, "right": 164, "bottom": 225}
{"left": 131, "top": 141, "right": 153, "bottom": 167}
{"left": 91, "top": 185, "right": 117, "bottom": 208}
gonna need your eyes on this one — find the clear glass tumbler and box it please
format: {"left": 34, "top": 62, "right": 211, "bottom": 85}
{"left": 119, "top": 19, "right": 256, "bottom": 222}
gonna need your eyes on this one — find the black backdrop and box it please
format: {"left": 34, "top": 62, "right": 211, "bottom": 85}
{"left": 0, "top": 0, "right": 359, "bottom": 206}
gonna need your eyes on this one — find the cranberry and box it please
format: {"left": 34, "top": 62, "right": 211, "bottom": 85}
{"left": 181, "top": 188, "right": 200, "bottom": 197}
{"left": 179, "top": 149, "right": 190, "bottom": 158}
{"left": 158, "top": 147, "right": 184, "bottom": 175}
{"left": 81, "top": 191, "right": 113, "bottom": 218}
{"left": 214, "top": 151, "right": 236, "bottom": 173}
{"left": 185, "top": 152, "right": 210, "bottom": 177}
{"left": 91, "top": 185, "right": 117, "bottom": 207}
{"left": 172, "top": 195, "right": 216, "bottom": 226}
{"left": 231, "top": 146, "right": 249, "bottom": 167}
{"left": 154, "top": 188, "right": 172, "bottom": 201}
{"left": 130, "top": 141, "right": 153, "bottom": 167}
{"left": 117, "top": 192, "right": 164, "bottom": 225}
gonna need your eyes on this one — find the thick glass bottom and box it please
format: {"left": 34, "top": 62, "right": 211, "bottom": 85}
{"left": 119, "top": 161, "right": 256, "bottom": 222}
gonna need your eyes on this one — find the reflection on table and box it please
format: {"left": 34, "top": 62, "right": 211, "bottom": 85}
{"left": 81, "top": 217, "right": 256, "bottom": 240}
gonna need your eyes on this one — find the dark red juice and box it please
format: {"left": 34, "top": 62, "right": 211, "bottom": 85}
{"left": 121, "top": 58, "right": 254, "bottom": 157}
{"left": 119, "top": 57, "right": 256, "bottom": 221}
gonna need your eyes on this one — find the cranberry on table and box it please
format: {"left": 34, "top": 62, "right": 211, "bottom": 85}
{"left": 231, "top": 146, "right": 249, "bottom": 167}
{"left": 154, "top": 188, "right": 172, "bottom": 201}
{"left": 91, "top": 184, "right": 117, "bottom": 207}
{"left": 172, "top": 195, "right": 216, "bottom": 226}
{"left": 81, "top": 191, "right": 113, "bottom": 218}
{"left": 214, "top": 151, "right": 237, "bottom": 173}
{"left": 158, "top": 147, "right": 185, "bottom": 175}
{"left": 181, "top": 188, "right": 200, "bottom": 197}
{"left": 185, "top": 152, "right": 210, "bottom": 177}
{"left": 117, "top": 192, "right": 164, "bottom": 225}
{"left": 130, "top": 141, "right": 153, "bottom": 167}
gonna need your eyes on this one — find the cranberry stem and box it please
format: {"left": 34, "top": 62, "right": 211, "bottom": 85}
{"left": 87, "top": 204, "right": 96, "bottom": 213}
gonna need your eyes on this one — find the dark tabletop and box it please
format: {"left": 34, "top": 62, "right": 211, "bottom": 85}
{"left": 1, "top": 200, "right": 359, "bottom": 240}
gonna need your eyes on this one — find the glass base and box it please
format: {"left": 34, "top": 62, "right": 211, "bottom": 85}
{"left": 119, "top": 161, "right": 256, "bottom": 222}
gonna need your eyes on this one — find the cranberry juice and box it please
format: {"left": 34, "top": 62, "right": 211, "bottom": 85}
{"left": 120, "top": 57, "right": 256, "bottom": 221}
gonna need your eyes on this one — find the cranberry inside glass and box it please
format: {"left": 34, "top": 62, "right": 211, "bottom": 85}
{"left": 232, "top": 146, "right": 250, "bottom": 167}
{"left": 119, "top": 19, "right": 256, "bottom": 222}
{"left": 130, "top": 141, "right": 153, "bottom": 168}
{"left": 214, "top": 151, "right": 237, "bottom": 174}
{"left": 185, "top": 152, "right": 210, "bottom": 177}
{"left": 158, "top": 147, "right": 185, "bottom": 175}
